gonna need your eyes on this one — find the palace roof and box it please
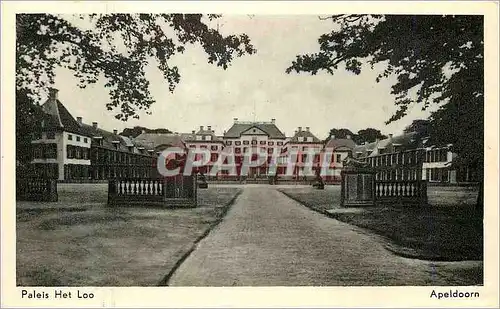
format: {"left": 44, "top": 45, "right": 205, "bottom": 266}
{"left": 224, "top": 122, "right": 286, "bottom": 139}
{"left": 289, "top": 129, "right": 322, "bottom": 143}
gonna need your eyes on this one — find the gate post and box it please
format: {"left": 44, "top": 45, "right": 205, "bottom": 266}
{"left": 341, "top": 166, "right": 376, "bottom": 207}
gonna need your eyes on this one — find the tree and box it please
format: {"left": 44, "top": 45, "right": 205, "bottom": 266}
{"left": 16, "top": 89, "right": 47, "bottom": 164}
{"left": 356, "top": 128, "right": 387, "bottom": 144}
{"left": 287, "top": 15, "right": 483, "bottom": 210}
{"left": 17, "top": 14, "right": 256, "bottom": 121}
{"left": 403, "top": 119, "right": 430, "bottom": 134}
{"left": 326, "top": 128, "right": 355, "bottom": 140}
{"left": 16, "top": 14, "right": 255, "bottom": 165}
{"left": 120, "top": 126, "right": 173, "bottom": 138}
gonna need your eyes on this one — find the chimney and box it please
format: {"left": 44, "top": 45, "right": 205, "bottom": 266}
{"left": 76, "top": 116, "right": 82, "bottom": 124}
{"left": 200, "top": 126, "right": 204, "bottom": 131}
{"left": 389, "top": 134, "right": 393, "bottom": 139}
{"left": 192, "top": 130, "right": 195, "bottom": 134}
{"left": 92, "top": 122, "right": 98, "bottom": 129}
{"left": 48, "top": 88, "right": 59, "bottom": 100}
{"left": 113, "top": 129, "right": 118, "bottom": 135}
{"left": 298, "top": 126, "right": 302, "bottom": 132}
{"left": 223, "top": 130, "right": 227, "bottom": 135}
{"left": 346, "top": 134, "right": 351, "bottom": 139}
{"left": 207, "top": 125, "right": 212, "bottom": 131}
{"left": 294, "top": 130, "right": 298, "bottom": 135}
{"left": 306, "top": 127, "right": 310, "bottom": 132}
{"left": 141, "top": 129, "right": 146, "bottom": 134}
{"left": 233, "top": 118, "right": 238, "bottom": 123}
{"left": 271, "top": 118, "right": 276, "bottom": 124}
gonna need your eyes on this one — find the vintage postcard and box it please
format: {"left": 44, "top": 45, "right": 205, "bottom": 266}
{"left": 1, "top": 1, "right": 499, "bottom": 308}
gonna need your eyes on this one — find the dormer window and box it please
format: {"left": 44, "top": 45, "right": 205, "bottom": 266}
{"left": 112, "top": 140, "right": 120, "bottom": 150}
{"left": 128, "top": 146, "right": 134, "bottom": 152}
{"left": 298, "top": 137, "right": 304, "bottom": 142}
{"left": 93, "top": 136, "right": 103, "bottom": 146}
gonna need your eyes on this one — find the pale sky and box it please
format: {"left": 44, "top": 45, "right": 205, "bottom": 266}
{"left": 52, "top": 15, "right": 434, "bottom": 140}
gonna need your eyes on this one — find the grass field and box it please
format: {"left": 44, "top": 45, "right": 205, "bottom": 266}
{"left": 279, "top": 185, "right": 483, "bottom": 261}
{"left": 16, "top": 184, "right": 241, "bottom": 286}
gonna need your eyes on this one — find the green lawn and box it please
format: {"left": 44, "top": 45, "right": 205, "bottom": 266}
{"left": 16, "top": 185, "right": 241, "bottom": 286}
{"left": 279, "top": 185, "right": 483, "bottom": 261}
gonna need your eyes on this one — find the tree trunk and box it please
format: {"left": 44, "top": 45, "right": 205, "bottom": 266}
{"left": 476, "top": 179, "right": 483, "bottom": 217}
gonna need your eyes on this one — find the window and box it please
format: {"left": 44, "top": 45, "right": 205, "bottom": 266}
{"left": 200, "top": 145, "right": 207, "bottom": 149}
{"left": 298, "top": 137, "right": 304, "bottom": 142}
{"left": 235, "top": 147, "right": 241, "bottom": 154}
{"left": 82, "top": 148, "right": 89, "bottom": 160}
{"left": 211, "top": 153, "right": 218, "bottom": 162}
{"left": 251, "top": 140, "right": 257, "bottom": 145}
{"left": 84, "top": 138, "right": 88, "bottom": 143}
{"left": 268, "top": 148, "right": 274, "bottom": 154}
{"left": 68, "top": 134, "right": 73, "bottom": 141}
{"left": 76, "top": 136, "right": 81, "bottom": 142}
{"left": 44, "top": 144, "right": 57, "bottom": 159}
{"left": 268, "top": 141, "right": 274, "bottom": 146}
{"left": 243, "top": 147, "right": 248, "bottom": 153}
{"left": 260, "top": 141, "right": 266, "bottom": 145}
{"left": 440, "top": 149, "right": 448, "bottom": 162}
{"left": 32, "top": 132, "right": 42, "bottom": 140}
{"left": 226, "top": 141, "right": 232, "bottom": 146}
{"left": 336, "top": 154, "right": 342, "bottom": 163}
{"left": 235, "top": 141, "right": 241, "bottom": 146}
{"left": 33, "top": 145, "right": 42, "bottom": 159}
{"left": 307, "top": 137, "right": 313, "bottom": 142}
{"left": 66, "top": 145, "right": 74, "bottom": 159}
{"left": 277, "top": 142, "right": 283, "bottom": 146}
{"left": 211, "top": 145, "right": 218, "bottom": 151}
{"left": 243, "top": 141, "right": 249, "bottom": 145}
{"left": 46, "top": 132, "right": 56, "bottom": 139}
{"left": 190, "top": 145, "right": 196, "bottom": 148}
{"left": 302, "top": 146, "right": 308, "bottom": 151}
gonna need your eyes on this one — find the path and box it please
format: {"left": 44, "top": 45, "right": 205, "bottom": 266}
{"left": 168, "top": 186, "right": 482, "bottom": 286}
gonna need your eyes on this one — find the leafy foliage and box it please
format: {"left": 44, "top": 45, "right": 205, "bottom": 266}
{"left": 288, "top": 15, "right": 483, "bottom": 173}
{"left": 326, "top": 127, "right": 387, "bottom": 144}
{"left": 326, "top": 128, "right": 355, "bottom": 140}
{"left": 355, "top": 128, "right": 387, "bottom": 144}
{"left": 120, "top": 126, "right": 172, "bottom": 138}
{"left": 17, "top": 14, "right": 256, "bottom": 121}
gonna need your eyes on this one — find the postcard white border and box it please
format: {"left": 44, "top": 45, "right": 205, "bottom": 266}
{"left": 1, "top": 1, "right": 498, "bottom": 308}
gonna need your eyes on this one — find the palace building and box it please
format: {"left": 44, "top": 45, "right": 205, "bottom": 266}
{"left": 352, "top": 132, "right": 478, "bottom": 184}
{"left": 30, "top": 89, "right": 158, "bottom": 181}
{"left": 27, "top": 88, "right": 476, "bottom": 184}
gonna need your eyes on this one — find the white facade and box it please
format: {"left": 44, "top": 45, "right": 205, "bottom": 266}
{"left": 31, "top": 130, "right": 91, "bottom": 180}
